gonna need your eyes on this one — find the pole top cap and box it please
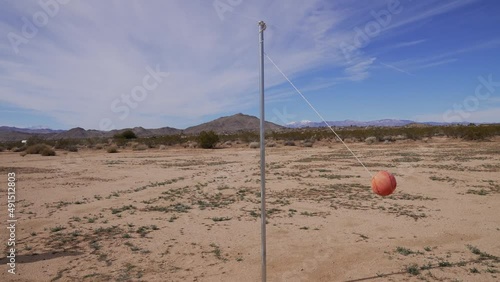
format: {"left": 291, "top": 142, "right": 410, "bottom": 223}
{"left": 258, "top": 21, "right": 266, "bottom": 31}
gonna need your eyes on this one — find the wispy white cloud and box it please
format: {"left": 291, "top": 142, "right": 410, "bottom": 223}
{"left": 264, "top": 77, "right": 338, "bottom": 105}
{"left": 386, "top": 0, "right": 480, "bottom": 31}
{"left": 333, "top": 0, "right": 480, "bottom": 81}
{"left": 343, "top": 57, "right": 377, "bottom": 81}
{"left": 1, "top": 0, "right": 365, "bottom": 129}
{"left": 379, "top": 62, "right": 414, "bottom": 76}
{"left": 391, "top": 39, "right": 427, "bottom": 49}
{"left": 414, "top": 58, "right": 458, "bottom": 70}
{"left": 0, "top": 0, "right": 497, "bottom": 129}
{"left": 381, "top": 39, "right": 500, "bottom": 72}
{"left": 431, "top": 40, "right": 500, "bottom": 60}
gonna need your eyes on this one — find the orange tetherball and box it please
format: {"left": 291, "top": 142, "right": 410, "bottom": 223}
{"left": 371, "top": 171, "right": 397, "bottom": 196}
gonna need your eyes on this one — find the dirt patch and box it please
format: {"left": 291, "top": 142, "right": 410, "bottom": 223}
{"left": 0, "top": 140, "right": 499, "bottom": 281}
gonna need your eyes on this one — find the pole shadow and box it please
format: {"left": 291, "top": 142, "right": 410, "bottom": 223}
{"left": 0, "top": 251, "right": 83, "bottom": 264}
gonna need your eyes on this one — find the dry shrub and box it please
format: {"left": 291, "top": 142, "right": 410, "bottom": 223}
{"left": 26, "top": 144, "right": 50, "bottom": 154}
{"left": 41, "top": 147, "right": 56, "bottom": 156}
{"left": 365, "top": 136, "right": 377, "bottom": 144}
{"left": 67, "top": 145, "right": 78, "bottom": 152}
{"left": 249, "top": 142, "right": 259, "bottom": 149}
{"left": 134, "top": 144, "right": 148, "bottom": 151}
{"left": 183, "top": 141, "right": 198, "bottom": 148}
{"left": 23, "top": 144, "right": 56, "bottom": 156}
{"left": 107, "top": 145, "right": 118, "bottom": 153}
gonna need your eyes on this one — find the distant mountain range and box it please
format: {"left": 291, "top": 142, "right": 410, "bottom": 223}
{"left": 0, "top": 126, "right": 65, "bottom": 134}
{"left": 286, "top": 119, "right": 470, "bottom": 128}
{"left": 0, "top": 114, "right": 479, "bottom": 142}
{"left": 183, "top": 113, "right": 283, "bottom": 135}
{"left": 0, "top": 113, "right": 284, "bottom": 142}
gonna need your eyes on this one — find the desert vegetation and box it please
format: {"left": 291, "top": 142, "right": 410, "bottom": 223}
{"left": 114, "top": 129, "right": 137, "bottom": 140}
{"left": 1, "top": 137, "right": 499, "bottom": 281}
{"left": 2, "top": 124, "right": 499, "bottom": 153}
{"left": 197, "top": 130, "right": 220, "bottom": 149}
{"left": 23, "top": 144, "right": 56, "bottom": 156}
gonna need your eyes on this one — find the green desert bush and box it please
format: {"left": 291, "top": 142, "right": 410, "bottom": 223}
{"left": 114, "top": 130, "right": 137, "bottom": 139}
{"left": 54, "top": 139, "right": 80, "bottom": 150}
{"left": 134, "top": 134, "right": 184, "bottom": 147}
{"left": 198, "top": 131, "right": 219, "bottom": 149}
{"left": 0, "top": 141, "right": 16, "bottom": 150}
{"left": 461, "top": 126, "right": 493, "bottom": 141}
{"left": 237, "top": 131, "right": 259, "bottom": 143}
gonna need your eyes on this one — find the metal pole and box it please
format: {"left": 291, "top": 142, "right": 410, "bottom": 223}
{"left": 258, "top": 20, "right": 267, "bottom": 282}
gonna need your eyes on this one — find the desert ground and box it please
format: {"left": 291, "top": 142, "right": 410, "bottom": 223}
{"left": 1, "top": 138, "right": 499, "bottom": 281}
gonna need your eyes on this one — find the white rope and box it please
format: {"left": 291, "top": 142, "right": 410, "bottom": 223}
{"left": 265, "top": 53, "right": 373, "bottom": 178}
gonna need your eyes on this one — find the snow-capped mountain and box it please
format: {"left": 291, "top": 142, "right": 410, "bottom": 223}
{"left": 285, "top": 120, "right": 313, "bottom": 127}
{"left": 287, "top": 119, "right": 417, "bottom": 128}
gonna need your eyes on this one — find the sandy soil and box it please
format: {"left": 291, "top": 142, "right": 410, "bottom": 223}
{"left": 0, "top": 138, "right": 499, "bottom": 281}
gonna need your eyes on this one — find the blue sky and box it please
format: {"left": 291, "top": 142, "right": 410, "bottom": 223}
{"left": 1, "top": 0, "right": 499, "bottom": 130}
